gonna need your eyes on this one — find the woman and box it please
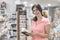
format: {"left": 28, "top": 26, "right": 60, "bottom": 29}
{"left": 25, "top": 4, "right": 51, "bottom": 40}
{"left": 30, "top": 4, "right": 51, "bottom": 40}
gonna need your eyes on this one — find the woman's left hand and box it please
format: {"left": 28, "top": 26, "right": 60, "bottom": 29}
{"left": 34, "top": 32, "right": 40, "bottom": 36}
{"left": 30, "top": 32, "right": 40, "bottom": 36}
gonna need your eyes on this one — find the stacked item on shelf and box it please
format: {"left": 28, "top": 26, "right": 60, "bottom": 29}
{"left": 54, "top": 24, "right": 60, "bottom": 37}
{"left": 51, "top": 8, "right": 60, "bottom": 40}
{"left": 9, "top": 13, "right": 17, "bottom": 40}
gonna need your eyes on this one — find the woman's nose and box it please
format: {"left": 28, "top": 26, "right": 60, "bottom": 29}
{"left": 34, "top": 11, "right": 37, "bottom": 14}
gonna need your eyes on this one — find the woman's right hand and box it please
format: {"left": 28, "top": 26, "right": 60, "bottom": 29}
{"left": 29, "top": 33, "right": 36, "bottom": 37}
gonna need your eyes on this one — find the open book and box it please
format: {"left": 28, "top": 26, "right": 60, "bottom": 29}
{"left": 21, "top": 28, "right": 30, "bottom": 36}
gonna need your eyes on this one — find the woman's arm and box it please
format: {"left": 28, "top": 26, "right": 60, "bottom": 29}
{"left": 36, "top": 24, "right": 50, "bottom": 38}
{"left": 30, "top": 24, "right": 50, "bottom": 38}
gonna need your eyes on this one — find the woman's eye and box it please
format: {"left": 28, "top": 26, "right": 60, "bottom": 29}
{"left": 36, "top": 9, "right": 38, "bottom": 11}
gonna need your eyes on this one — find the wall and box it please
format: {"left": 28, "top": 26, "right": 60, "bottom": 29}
{"left": 48, "top": 7, "right": 56, "bottom": 21}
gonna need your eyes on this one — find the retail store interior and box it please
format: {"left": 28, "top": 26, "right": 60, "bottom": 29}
{"left": 0, "top": 0, "right": 60, "bottom": 40}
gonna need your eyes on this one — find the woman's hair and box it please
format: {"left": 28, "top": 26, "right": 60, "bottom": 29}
{"left": 32, "top": 4, "right": 43, "bottom": 21}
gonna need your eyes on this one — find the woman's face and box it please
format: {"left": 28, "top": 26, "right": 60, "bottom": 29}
{"left": 33, "top": 7, "right": 41, "bottom": 17}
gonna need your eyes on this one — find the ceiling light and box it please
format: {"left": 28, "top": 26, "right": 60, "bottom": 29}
{"left": 15, "top": 0, "right": 21, "bottom": 4}
{"left": 47, "top": 4, "right": 51, "bottom": 6}
{"left": 30, "top": 4, "right": 34, "bottom": 7}
{"left": 22, "top": 1, "right": 28, "bottom": 7}
{"left": 23, "top": 1, "right": 27, "bottom": 4}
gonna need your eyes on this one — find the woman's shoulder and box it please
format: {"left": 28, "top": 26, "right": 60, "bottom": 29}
{"left": 42, "top": 17, "right": 50, "bottom": 21}
{"left": 42, "top": 17, "right": 50, "bottom": 24}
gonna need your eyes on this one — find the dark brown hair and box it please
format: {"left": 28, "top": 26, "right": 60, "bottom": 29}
{"left": 32, "top": 4, "right": 43, "bottom": 21}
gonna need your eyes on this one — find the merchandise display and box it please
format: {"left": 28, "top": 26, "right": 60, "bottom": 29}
{"left": 17, "top": 10, "right": 27, "bottom": 40}
{"left": 16, "top": 4, "right": 28, "bottom": 40}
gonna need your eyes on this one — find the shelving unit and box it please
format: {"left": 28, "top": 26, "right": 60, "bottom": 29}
{"left": 17, "top": 9, "right": 27, "bottom": 40}
{"left": 9, "top": 13, "right": 17, "bottom": 40}
{"left": 16, "top": 4, "right": 28, "bottom": 40}
{"left": 0, "top": 7, "right": 10, "bottom": 40}
{"left": 0, "top": 8, "right": 5, "bottom": 14}
{"left": 0, "top": 7, "right": 17, "bottom": 40}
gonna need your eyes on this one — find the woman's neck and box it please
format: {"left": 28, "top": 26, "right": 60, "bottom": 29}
{"left": 37, "top": 16, "right": 42, "bottom": 21}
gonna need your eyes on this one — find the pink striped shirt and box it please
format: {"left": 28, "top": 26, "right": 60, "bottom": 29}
{"left": 32, "top": 17, "right": 50, "bottom": 40}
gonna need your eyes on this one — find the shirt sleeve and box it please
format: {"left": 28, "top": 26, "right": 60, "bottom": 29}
{"left": 44, "top": 18, "right": 50, "bottom": 26}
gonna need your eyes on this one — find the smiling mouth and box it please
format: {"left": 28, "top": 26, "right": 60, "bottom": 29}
{"left": 36, "top": 13, "right": 39, "bottom": 15}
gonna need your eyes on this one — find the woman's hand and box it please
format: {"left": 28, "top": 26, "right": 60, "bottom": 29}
{"left": 29, "top": 32, "right": 39, "bottom": 37}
